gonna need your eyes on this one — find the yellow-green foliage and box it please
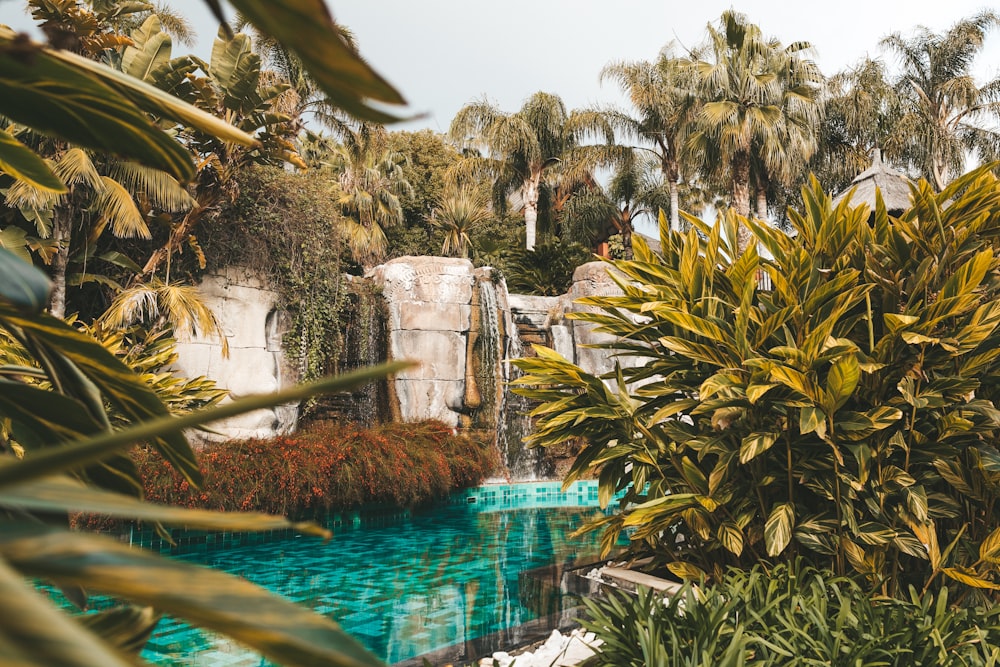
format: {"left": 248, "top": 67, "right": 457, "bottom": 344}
{"left": 515, "top": 168, "right": 1000, "bottom": 598}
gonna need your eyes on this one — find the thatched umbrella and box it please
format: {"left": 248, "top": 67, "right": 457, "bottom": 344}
{"left": 832, "top": 149, "right": 914, "bottom": 216}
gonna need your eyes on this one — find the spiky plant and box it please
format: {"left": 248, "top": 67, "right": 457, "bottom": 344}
{"left": 515, "top": 167, "right": 1000, "bottom": 599}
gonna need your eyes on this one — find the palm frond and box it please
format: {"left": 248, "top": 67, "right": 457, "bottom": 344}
{"left": 107, "top": 162, "right": 194, "bottom": 213}
{"left": 53, "top": 149, "right": 102, "bottom": 191}
{"left": 93, "top": 177, "right": 151, "bottom": 240}
{"left": 5, "top": 170, "right": 62, "bottom": 212}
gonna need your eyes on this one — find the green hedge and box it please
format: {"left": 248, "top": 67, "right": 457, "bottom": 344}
{"left": 134, "top": 420, "right": 498, "bottom": 518}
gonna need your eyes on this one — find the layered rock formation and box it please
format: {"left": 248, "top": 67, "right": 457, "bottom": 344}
{"left": 171, "top": 259, "right": 634, "bottom": 465}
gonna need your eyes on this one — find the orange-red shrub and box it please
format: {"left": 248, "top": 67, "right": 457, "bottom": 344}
{"left": 134, "top": 420, "right": 498, "bottom": 518}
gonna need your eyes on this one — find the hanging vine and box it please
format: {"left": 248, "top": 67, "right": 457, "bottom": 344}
{"left": 195, "top": 165, "right": 349, "bottom": 386}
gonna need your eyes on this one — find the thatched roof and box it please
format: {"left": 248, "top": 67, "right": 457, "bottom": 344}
{"left": 832, "top": 149, "right": 914, "bottom": 214}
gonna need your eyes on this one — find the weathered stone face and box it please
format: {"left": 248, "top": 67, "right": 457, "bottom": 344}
{"left": 560, "top": 261, "right": 652, "bottom": 383}
{"left": 171, "top": 266, "right": 298, "bottom": 443}
{"left": 369, "top": 256, "right": 479, "bottom": 427}
{"left": 561, "top": 261, "right": 627, "bottom": 376}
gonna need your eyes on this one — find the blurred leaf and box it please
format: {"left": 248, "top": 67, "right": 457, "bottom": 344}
{"left": 228, "top": 0, "right": 409, "bottom": 123}
{"left": 0, "top": 476, "right": 331, "bottom": 538}
{"left": 0, "top": 29, "right": 194, "bottom": 182}
{"left": 0, "top": 361, "right": 414, "bottom": 487}
{"left": 0, "top": 523, "right": 384, "bottom": 667}
{"left": 0, "top": 303, "right": 200, "bottom": 485}
{"left": 0, "top": 129, "right": 66, "bottom": 194}
{"left": 0, "top": 557, "right": 137, "bottom": 667}
{"left": 78, "top": 606, "right": 160, "bottom": 656}
{"left": 0, "top": 246, "right": 51, "bottom": 312}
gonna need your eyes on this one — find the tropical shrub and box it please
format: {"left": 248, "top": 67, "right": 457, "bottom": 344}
{"left": 504, "top": 240, "right": 594, "bottom": 296}
{"left": 581, "top": 563, "right": 1000, "bottom": 666}
{"left": 514, "top": 170, "right": 1000, "bottom": 597}
{"left": 132, "top": 420, "right": 498, "bottom": 517}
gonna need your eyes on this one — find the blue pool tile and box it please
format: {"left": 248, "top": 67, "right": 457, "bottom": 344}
{"left": 44, "top": 480, "right": 627, "bottom": 666}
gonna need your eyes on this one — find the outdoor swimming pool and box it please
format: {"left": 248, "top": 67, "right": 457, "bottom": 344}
{"left": 133, "top": 481, "right": 620, "bottom": 665}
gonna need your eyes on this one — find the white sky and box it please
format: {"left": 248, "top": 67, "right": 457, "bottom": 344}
{"left": 2, "top": 1, "right": 999, "bottom": 133}
{"left": 335, "top": 0, "right": 1000, "bottom": 132}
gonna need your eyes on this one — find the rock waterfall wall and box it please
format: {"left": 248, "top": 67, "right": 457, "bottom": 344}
{"left": 172, "top": 259, "right": 637, "bottom": 477}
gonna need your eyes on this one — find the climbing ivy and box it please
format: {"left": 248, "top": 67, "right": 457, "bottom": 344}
{"left": 199, "top": 165, "right": 349, "bottom": 387}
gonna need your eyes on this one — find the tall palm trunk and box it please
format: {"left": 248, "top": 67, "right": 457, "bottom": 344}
{"left": 664, "top": 157, "right": 681, "bottom": 232}
{"left": 621, "top": 215, "right": 634, "bottom": 261}
{"left": 522, "top": 172, "right": 542, "bottom": 250}
{"left": 48, "top": 209, "right": 72, "bottom": 319}
{"left": 756, "top": 188, "right": 768, "bottom": 221}
{"left": 731, "top": 150, "right": 752, "bottom": 251}
{"left": 931, "top": 154, "right": 949, "bottom": 192}
{"left": 668, "top": 180, "right": 681, "bottom": 232}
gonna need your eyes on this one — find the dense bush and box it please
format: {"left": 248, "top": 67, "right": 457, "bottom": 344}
{"left": 582, "top": 563, "right": 1000, "bottom": 667}
{"left": 504, "top": 240, "right": 594, "bottom": 296}
{"left": 202, "top": 165, "right": 350, "bottom": 385}
{"left": 134, "top": 420, "right": 497, "bottom": 517}
{"left": 515, "top": 170, "right": 1000, "bottom": 596}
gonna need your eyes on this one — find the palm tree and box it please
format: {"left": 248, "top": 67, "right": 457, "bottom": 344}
{"left": 810, "top": 58, "right": 906, "bottom": 194}
{"left": 449, "top": 91, "right": 616, "bottom": 250}
{"left": 563, "top": 151, "right": 669, "bottom": 258}
{"left": 600, "top": 51, "right": 698, "bottom": 232}
{"left": 428, "top": 181, "right": 493, "bottom": 259}
{"left": 4, "top": 146, "right": 193, "bottom": 318}
{"left": 881, "top": 11, "right": 1000, "bottom": 190}
{"left": 326, "top": 123, "right": 413, "bottom": 269}
{"left": 687, "top": 11, "right": 823, "bottom": 245}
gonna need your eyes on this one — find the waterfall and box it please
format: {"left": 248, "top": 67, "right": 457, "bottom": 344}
{"left": 477, "top": 277, "right": 546, "bottom": 481}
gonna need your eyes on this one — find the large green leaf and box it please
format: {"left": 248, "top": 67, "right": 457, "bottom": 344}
{"left": 0, "top": 361, "right": 413, "bottom": 487}
{"left": 739, "top": 432, "right": 778, "bottom": 464}
{"left": 825, "top": 354, "right": 859, "bottom": 412}
{"left": 942, "top": 566, "right": 1000, "bottom": 591}
{"left": 0, "top": 523, "right": 383, "bottom": 667}
{"left": 0, "top": 246, "right": 50, "bottom": 312}
{"left": 0, "top": 29, "right": 194, "bottom": 182}
{"left": 0, "top": 476, "right": 331, "bottom": 538}
{"left": 210, "top": 30, "right": 257, "bottom": 95}
{"left": 765, "top": 503, "right": 794, "bottom": 557}
{"left": 717, "top": 522, "right": 744, "bottom": 556}
{"left": 121, "top": 16, "right": 171, "bottom": 82}
{"left": 0, "top": 557, "right": 137, "bottom": 667}
{"left": 0, "top": 129, "right": 66, "bottom": 194}
{"left": 227, "top": 0, "right": 409, "bottom": 123}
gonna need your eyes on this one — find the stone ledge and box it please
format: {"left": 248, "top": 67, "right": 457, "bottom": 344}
{"left": 599, "top": 567, "right": 683, "bottom": 595}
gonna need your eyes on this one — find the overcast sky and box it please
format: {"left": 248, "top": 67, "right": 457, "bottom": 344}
{"left": 2, "top": 0, "right": 999, "bottom": 133}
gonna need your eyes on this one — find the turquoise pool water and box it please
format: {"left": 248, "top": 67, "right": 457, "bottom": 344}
{"left": 136, "top": 481, "right": 619, "bottom": 666}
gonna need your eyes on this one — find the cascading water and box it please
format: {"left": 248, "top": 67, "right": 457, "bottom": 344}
{"left": 477, "top": 277, "right": 547, "bottom": 480}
